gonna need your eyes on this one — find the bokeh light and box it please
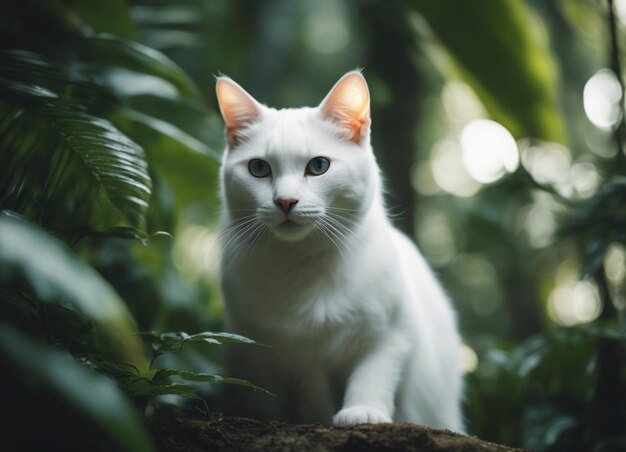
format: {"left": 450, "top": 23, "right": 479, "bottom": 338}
{"left": 430, "top": 138, "right": 481, "bottom": 197}
{"left": 461, "top": 344, "right": 479, "bottom": 373}
{"left": 583, "top": 69, "right": 622, "bottom": 130}
{"left": 521, "top": 141, "right": 572, "bottom": 195}
{"left": 460, "top": 119, "right": 519, "bottom": 184}
{"left": 548, "top": 280, "right": 602, "bottom": 326}
{"left": 522, "top": 204, "right": 557, "bottom": 248}
{"left": 173, "top": 224, "right": 220, "bottom": 281}
{"left": 585, "top": 127, "right": 619, "bottom": 159}
{"left": 441, "top": 80, "right": 486, "bottom": 124}
{"left": 570, "top": 161, "right": 601, "bottom": 198}
{"left": 605, "top": 244, "right": 626, "bottom": 283}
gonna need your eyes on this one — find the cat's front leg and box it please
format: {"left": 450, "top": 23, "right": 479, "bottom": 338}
{"left": 333, "top": 332, "right": 411, "bottom": 425}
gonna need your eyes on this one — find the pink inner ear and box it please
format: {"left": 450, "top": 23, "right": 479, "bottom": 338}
{"left": 216, "top": 78, "right": 260, "bottom": 146}
{"left": 322, "top": 72, "right": 371, "bottom": 142}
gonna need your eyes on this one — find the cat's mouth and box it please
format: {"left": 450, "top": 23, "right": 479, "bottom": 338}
{"left": 270, "top": 217, "right": 316, "bottom": 241}
{"left": 280, "top": 219, "right": 299, "bottom": 228}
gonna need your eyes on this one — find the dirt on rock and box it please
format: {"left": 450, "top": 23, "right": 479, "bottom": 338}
{"left": 149, "top": 413, "right": 524, "bottom": 452}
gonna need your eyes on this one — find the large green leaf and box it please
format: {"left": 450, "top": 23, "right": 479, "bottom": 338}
{"left": 0, "top": 212, "right": 148, "bottom": 370}
{"left": 0, "top": 38, "right": 198, "bottom": 109}
{"left": 413, "top": 0, "right": 566, "bottom": 143}
{"left": 81, "top": 34, "right": 200, "bottom": 99}
{"left": 0, "top": 50, "right": 97, "bottom": 102}
{"left": 0, "top": 323, "right": 154, "bottom": 452}
{"left": 0, "top": 37, "right": 212, "bottom": 227}
{"left": 0, "top": 80, "right": 152, "bottom": 233}
{"left": 125, "top": 95, "right": 225, "bottom": 152}
{"left": 112, "top": 107, "right": 221, "bottom": 210}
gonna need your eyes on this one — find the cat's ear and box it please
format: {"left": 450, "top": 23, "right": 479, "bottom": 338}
{"left": 216, "top": 76, "right": 262, "bottom": 147}
{"left": 319, "top": 71, "right": 370, "bottom": 143}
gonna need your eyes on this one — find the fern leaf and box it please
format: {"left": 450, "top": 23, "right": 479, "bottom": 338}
{"left": 0, "top": 81, "right": 152, "bottom": 232}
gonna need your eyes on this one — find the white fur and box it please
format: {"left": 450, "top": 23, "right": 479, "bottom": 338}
{"left": 217, "top": 72, "right": 463, "bottom": 431}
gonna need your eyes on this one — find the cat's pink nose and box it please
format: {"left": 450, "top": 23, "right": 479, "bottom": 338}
{"left": 275, "top": 198, "right": 298, "bottom": 214}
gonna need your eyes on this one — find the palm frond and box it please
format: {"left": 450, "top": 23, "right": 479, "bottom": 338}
{"left": 0, "top": 80, "right": 152, "bottom": 232}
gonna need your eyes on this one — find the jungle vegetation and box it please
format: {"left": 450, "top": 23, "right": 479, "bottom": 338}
{"left": 0, "top": 1, "right": 625, "bottom": 450}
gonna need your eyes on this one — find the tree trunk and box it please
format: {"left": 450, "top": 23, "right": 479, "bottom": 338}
{"left": 359, "top": 0, "right": 421, "bottom": 236}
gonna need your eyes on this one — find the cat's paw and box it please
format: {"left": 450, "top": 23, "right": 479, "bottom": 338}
{"left": 332, "top": 405, "right": 392, "bottom": 425}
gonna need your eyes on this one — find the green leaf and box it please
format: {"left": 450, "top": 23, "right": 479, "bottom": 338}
{"left": 142, "top": 383, "right": 201, "bottom": 398}
{"left": 413, "top": 0, "right": 566, "bottom": 143}
{"left": 0, "top": 80, "right": 59, "bottom": 102}
{"left": 183, "top": 331, "right": 261, "bottom": 345}
{"left": 143, "top": 330, "right": 261, "bottom": 354}
{"left": 118, "top": 108, "right": 220, "bottom": 159}
{"left": 111, "top": 107, "right": 221, "bottom": 209}
{"left": 0, "top": 323, "right": 154, "bottom": 452}
{"left": 0, "top": 81, "right": 152, "bottom": 232}
{"left": 152, "top": 368, "right": 274, "bottom": 395}
{"left": 125, "top": 94, "right": 225, "bottom": 151}
{"left": 97, "top": 67, "right": 182, "bottom": 100}
{"left": 543, "top": 415, "right": 579, "bottom": 446}
{"left": 0, "top": 212, "right": 148, "bottom": 371}
{"left": 0, "top": 43, "right": 192, "bottom": 109}
{"left": 82, "top": 34, "right": 200, "bottom": 99}
{"left": 0, "top": 48, "right": 120, "bottom": 116}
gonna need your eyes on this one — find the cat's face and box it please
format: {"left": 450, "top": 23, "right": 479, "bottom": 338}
{"left": 217, "top": 72, "right": 375, "bottom": 242}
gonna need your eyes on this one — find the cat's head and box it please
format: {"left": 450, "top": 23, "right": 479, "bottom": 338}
{"left": 217, "top": 71, "right": 378, "bottom": 243}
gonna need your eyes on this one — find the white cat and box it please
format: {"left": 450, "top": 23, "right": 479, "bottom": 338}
{"left": 216, "top": 71, "right": 463, "bottom": 431}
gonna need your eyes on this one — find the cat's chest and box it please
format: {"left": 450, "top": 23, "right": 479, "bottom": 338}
{"left": 222, "top": 248, "right": 396, "bottom": 340}
{"left": 230, "top": 254, "right": 346, "bottom": 320}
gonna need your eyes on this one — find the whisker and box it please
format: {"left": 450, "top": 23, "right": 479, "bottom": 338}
{"left": 221, "top": 218, "right": 264, "bottom": 265}
{"left": 321, "top": 213, "right": 364, "bottom": 245}
{"left": 325, "top": 206, "right": 360, "bottom": 213}
{"left": 220, "top": 214, "right": 259, "bottom": 232}
{"left": 320, "top": 215, "right": 352, "bottom": 245}
{"left": 219, "top": 216, "right": 259, "bottom": 247}
{"left": 317, "top": 217, "right": 352, "bottom": 259}
{"left": 226, "top": 229, "right": 256, "bottom": 263}
{"left": 249, "top": 224, "right": 268, "bottom": 258}
{"left": 384, "top": 205, "right": 408, "bottom": 219}
{"left": 324, "top": 210, "right": 362, "bottom": 229}
{"left": 315, "top": 219, "right": 346, "bottom": 260}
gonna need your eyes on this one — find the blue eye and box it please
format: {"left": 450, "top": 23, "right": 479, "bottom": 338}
{"left": 306, "top": 157, "right": 330, "bottom": 176}
{"left": 248, "top": 159, "right": 271, "bottom": 178}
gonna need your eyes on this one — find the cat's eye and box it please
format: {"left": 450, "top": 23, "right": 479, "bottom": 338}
{"left": 248, "top": 159, "right": 271, "bottom": 178}
{"left": 306, "top": 157, "right": 330, "bottom": 176}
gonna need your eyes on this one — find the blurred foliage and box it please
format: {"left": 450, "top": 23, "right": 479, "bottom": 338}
{"left": 560, "top": 177, "right": 626, "bottom": 277}
{"left": 467, "top": 326, "right": 626, "bottom": 450}
{"left": 0, "top": 1, "right": 260, "bottom": 450}
{"left": 0, "top": 323, "right": 154, "bottom": 452}
{"left": 1, "top": 0, "right": 625, "bottom": 450}
{"left": 413, "top": 0, "right": 567, "bottom": 143}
